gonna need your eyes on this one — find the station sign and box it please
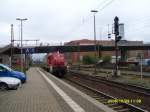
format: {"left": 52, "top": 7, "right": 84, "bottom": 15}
{"left": 23, "top": 48, "right": 35, "bottom": 54}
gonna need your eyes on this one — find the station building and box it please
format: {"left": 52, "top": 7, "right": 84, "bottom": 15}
{"left": 0, "top": 44, "right": 32, "bottom": 68}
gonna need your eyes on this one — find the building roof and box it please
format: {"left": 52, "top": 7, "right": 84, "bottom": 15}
{"left": 65, "top": 39, "right": 143, "bottom": 46}
{"left": 0, "top": 44, "right": 11, "bottom": 54}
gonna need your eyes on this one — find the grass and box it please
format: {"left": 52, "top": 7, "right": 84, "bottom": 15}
{"left": 77, "top": 68, "right": 150, "bottom": 89}
{"left": 108, "top": 73, "right": 150, "bottom": 88}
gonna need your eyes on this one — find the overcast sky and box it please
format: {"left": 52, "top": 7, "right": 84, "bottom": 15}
{"left": 0, "top": 0, "right": 150, "bottom": 45}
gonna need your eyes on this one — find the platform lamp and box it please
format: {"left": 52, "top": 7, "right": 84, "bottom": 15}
{"left": 16, "top": 18, "right": 28, "bottom": 72}
{"left": 91, "top": 10, "right": 98, "bottom": 74}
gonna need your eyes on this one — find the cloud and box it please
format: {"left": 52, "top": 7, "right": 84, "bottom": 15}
{"left": 0, "top": 0, "right": 150, "bottom": 46}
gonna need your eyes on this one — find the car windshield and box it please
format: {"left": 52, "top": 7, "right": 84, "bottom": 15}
{"left": 1, "top": 65, "right": 12, "bottom": 71}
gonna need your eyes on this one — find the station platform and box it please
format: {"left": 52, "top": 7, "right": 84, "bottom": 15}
{"left": 0, "top": 67, "right": 116, "bottom": 112}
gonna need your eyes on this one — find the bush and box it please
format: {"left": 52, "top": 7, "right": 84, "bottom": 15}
{"left": 102, "top": 56, "right": 111, "bottom": 63}
{"left": 82, "top": 55, "right": 98, "bottom": 64}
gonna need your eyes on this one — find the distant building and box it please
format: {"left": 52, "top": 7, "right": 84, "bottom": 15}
{"left": 0, "top": 54, "right": 10, "bottom": 65}
{"left": 64, "top": 39, "right": 144, "bottom": 63}
{"left": 0, "top": 44, "right": 32, "bottom": 67}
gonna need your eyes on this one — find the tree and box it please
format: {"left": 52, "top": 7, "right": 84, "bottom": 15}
{"left": 82, "top": 55, "right": 97, "bottom": 64}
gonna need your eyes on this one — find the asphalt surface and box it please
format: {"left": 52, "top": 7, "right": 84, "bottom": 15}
{"left": 0, "top": 68, "right": 63, "bottom": 112}
{"left": 0, "top": 67, "right": 116, "bottom": 112}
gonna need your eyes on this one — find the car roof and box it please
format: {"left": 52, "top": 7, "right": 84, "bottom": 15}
{"left": 0, "top": 63, "right": 8, "bottom": 66}
{"left": 0, "top": 64, "right": 7, "bottom": 67}
{"left": 0, "top": 77, "right": 20, "bottom": 80}
{"left": 0, "top": 64, "right": 10, "bottom": 68}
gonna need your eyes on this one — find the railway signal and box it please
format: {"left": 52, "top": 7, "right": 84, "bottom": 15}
{"left": 114, "top": 16, "right": 122, "bottom": 76}
{"left": 108, "top": 16, "right": 122, "bottom": 76}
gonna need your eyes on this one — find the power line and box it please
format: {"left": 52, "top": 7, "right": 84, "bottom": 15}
{"left": 82, "top": 0, "right": 115, "bottom": 25}
{"left": 97, "top": 0, "right": 115, "bottom": 12}
{"left": 66, "top": 0, "right": 116, "bottom": 37}
{"left": 96, "top": 0, "right": 111, "bottom": 9}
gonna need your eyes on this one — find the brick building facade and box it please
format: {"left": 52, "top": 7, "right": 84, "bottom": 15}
{"left": 64, "top": 39, "right": 145, "bottom": 63}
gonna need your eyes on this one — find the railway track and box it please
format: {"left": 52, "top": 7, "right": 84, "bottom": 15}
{"left": 70, "top": 70, "right": 150, "bottom": 95}
{"left": 64, "top": 76, "right": 147, "bottom": 112}
{"left": 72, "top": 66, "right": 150, "bottom": 77}
{"left": 64, "top": 71, "right": 149, "bottom": 112}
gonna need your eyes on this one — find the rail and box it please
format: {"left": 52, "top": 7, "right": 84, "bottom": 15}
{"left": 65, "top": 74, "right": 148, "bottom": 112}
{"left": 66, "top": 70, "right": 149, "bottom": 111}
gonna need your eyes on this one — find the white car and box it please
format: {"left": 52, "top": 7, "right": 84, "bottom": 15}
{"left": 0, "top": 77, "right": 21, "bottom": 90}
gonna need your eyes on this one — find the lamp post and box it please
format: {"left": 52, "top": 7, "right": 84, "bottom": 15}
{"left": 10, "top": 24, "right": 14, "bottom": 68}
{"left": 91, "top": 10, "right": 98, "bottom": 73}
{"left": 77, "top": 42, "right": 80, "bottom": 70}
{"left": 140, "top": 54, "right": 143, "bottom": 82}
{"left": 16, "top": 18, "right": 28, "bottom": 72}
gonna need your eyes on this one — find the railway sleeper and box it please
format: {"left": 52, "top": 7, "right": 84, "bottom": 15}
{"left": 103, "top": 102, "right": 130, "bottom": 112}
{"left": 107, "top": 103, "right": 120, "bottom": 107}
{"left": 117, "top": 108, "right": 130, "bottom": 112}
{"left": 112, "top": 105, "right": 125, "bottom": 110}
{"left": 103, "top": 101, "right": 115, "bottom": 105}
{"left": 95, "top": 98, "right": 108, "bottom": 102}
{"left": 92, "top": 96, "right": 105, "bottom": 99}
{"left": 67, "top": 72, "right": 147, "bottom": 112}
{"left": 93, "top": 97, "right": 101, "bottom": 100}
{"left": 99, "top": 99, "right": 109, "bottom": 103}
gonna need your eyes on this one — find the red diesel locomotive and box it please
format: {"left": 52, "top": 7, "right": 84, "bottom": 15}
{"left": 43, "top": 51, "right": 67, "bottom": 77}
